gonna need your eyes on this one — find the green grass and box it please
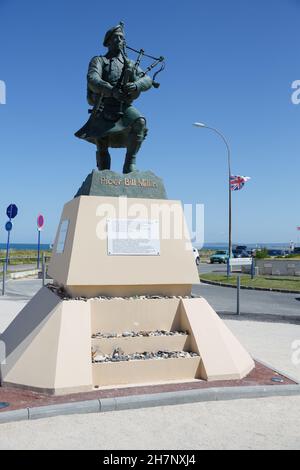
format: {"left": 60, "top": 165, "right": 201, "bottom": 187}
{"left": 0, "top": 250, "right": 52, "bottom": 265}
{"left": 198, "top": 249, "right": 215, "bottom": 262}
{"left": 200, "top": 273, "right": 300, "bottom": 292}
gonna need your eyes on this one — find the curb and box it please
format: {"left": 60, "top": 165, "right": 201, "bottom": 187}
{"left": 218, "top": 311, "right": 300, "bottom": 324}
{"left": 29, "top": 399, "right": 100, "bottom": 420}
{"left": 1, "top": 383, "right": 300, "bottom": 424}
{"left": 200, "top": 278, "right": 300, "bottom": 295}
{"left": 6, "top": 270, "right": 39, "bottom": 280}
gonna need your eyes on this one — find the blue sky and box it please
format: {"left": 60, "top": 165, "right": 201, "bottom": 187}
{"left": 0, "top": 0, "right": 299, "bottom": 245}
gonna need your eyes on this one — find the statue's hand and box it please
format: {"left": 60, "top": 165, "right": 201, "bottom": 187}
{"left": 123, "top": 83, "right": 138, "bottom": 94}
{"left": 111, "top": 87, "right": 127, "bottom": 101}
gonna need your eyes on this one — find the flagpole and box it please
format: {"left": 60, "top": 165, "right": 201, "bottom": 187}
{"left": 193, "top": 123, "right": 232, "bottom": 275}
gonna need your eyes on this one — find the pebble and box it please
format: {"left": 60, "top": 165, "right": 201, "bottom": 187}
{"left": 91, "top": 329, "right": 188, "bottom": 339}
{"left": 92, "top": 349, "right": 199, "bottom": 363}
{"left": 93, "top": 355, "right": 106, "bottom": 362}
{"left": 47, "top": 286, "right": 195, "bottom": 302}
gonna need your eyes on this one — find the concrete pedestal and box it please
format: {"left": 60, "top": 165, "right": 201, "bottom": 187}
{"left": 1, "top": 291, "right": 254, "bottom": 393}
{"left": 0, "top": 195, "right": 254, "bottom": 394}
{"left": 48, "top": 195, "right": 199, "bottom": 298}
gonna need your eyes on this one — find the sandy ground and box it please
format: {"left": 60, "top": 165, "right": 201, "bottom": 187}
{"left": 0, "top": 293, "right": 300, "bottom": 449}
{"left": 1, "top": 395, "right": 300, "bottom": 450}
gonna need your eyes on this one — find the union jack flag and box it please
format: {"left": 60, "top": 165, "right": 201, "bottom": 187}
{"left": 230, "top": 175, "right": 251, "bottom": 191}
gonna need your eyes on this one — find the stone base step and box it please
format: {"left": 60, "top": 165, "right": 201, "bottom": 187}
{"left": 92, "top": 356, "right": 201, "bottom": 387}
{"left": 91, "top": 334, "right": 190, "bottom": 355}
{"left": 91, "top": 298, "right": 182, "bottom": 333}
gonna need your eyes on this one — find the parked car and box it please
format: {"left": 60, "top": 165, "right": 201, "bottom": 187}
{"left": 232, "top": 249, "right": 251, "bottom": 258}
{"left": 234, "top": 245, "right": 247, "bottom": 253}
{"left": 210, "top": 250, "right": 229, "bottom": 264}
{"left": 247, "top": 249, "right": 256, "bottom": 257}
{"left": 192, "top": 247, "right": 200, "bottom": 266}
{"left": 267, "top": 249, "right": 287, "bottom": 257}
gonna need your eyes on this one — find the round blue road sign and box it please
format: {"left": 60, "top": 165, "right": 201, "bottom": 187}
{"left": 6, "top": 204, "right": 18, "bottom": 219}
{"left": 5, "top": 221, "right": 13, "bottom": 232}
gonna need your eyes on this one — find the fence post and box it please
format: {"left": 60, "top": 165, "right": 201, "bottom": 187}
{"left": 2, "top": 262, "right": 6, "bottom": 296}
{"left": 236, "top": 275, "right": 241, "bottom": 315}
{"left": 42, "top": 253, "right": 46, "bottom": 287}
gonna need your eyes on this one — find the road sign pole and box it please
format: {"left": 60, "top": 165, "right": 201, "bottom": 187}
{"left": 5, "top": 204, "right": 18, "bottom": 271}
{"left": 36, "top": 215, "right": 45, "bottom": 270}
{"left": 237, "top": 275, "right": 241, "bottom": 315}
{"left": 37, "top": 230, "right": 41, "bottom": 269}
{"left": 5, "top": 229, "right": 11, "bottom": 271}
{"left": 2, "top": 262, "right": 6, "bottom": 296}
{"left": 42, "top": 253, "right": 46, "bottom": 286}
{"left": 227, "top": 256, "right": 231, "bottom": 278}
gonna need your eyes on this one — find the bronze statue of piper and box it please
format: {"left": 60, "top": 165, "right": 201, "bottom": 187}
{"left": 75, "top": 23, "right": 164, "bottom": 174}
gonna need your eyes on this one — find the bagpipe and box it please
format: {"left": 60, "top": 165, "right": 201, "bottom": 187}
{"left": 92, "top": 22, "right": 165, "bottom": 118}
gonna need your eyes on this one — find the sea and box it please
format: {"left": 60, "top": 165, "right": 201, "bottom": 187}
{"left": 0, "top": 242, "right": 295, "bottom": 251}
{"left": 201, "top": 242, "right": 295, "bottom": 250}
{"left": 0, "top": 243, "right": 52, "bottom": 251}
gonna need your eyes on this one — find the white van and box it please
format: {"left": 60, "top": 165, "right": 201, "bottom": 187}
{"left": 192, "top": 247, "right": 200, "bottom": 266}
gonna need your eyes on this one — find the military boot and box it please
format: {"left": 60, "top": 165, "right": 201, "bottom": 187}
{"left": 96, "top": 150, "right": 111, "bottom": 171}
{"left": 123, "top": 154, "right": 137, "bottom": 174}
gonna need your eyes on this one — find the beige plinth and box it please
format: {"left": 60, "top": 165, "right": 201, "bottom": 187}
{"left": 0, "top": 287, "right": 92, "bottom": 394}
{"left": 1, "top": 292, "right": 254, "bottom": 393}
{"left": 48, "top": 196, "right": 199, "bottom": 298}
{"left": 0, "top": 194, "right": 254, "bottom": 394}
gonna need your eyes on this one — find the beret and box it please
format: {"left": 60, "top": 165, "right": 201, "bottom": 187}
{"left": 103, "top": 24, "right": 124, "bottom": 47}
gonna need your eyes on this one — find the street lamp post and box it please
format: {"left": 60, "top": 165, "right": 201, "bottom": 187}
{"left": 193, "top": 122, "right": 232, "bottom": 275}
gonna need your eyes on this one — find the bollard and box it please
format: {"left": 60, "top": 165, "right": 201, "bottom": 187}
{"left": 236, "top": 275, "right": 241, "bottom": 315}
{"left": 251, "top": 257, "right": 255, "bottom": 279}
{"left": 2, "top": 262, "right": 6, "bottom": 296}
{"left": 42, "top": 253, "right": 46, "bottom": 287}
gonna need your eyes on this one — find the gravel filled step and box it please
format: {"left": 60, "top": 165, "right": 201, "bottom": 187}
{"left": 92, "top": 348, "right": 199, "bottom": 363}
{"left": 91, "top": 330, "right": 191, "bottom": 355}
{"left": 92, "top": 329, "right": 188, "bottom": 339}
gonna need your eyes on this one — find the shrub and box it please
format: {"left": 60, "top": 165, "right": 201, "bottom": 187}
{"left": 255, "top": 248, "right": 269, "bottom": 259}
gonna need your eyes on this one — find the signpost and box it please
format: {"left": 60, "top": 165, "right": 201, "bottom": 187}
{"left": 37, "top": 214, "right": 45, "bottom": 269}
{"left": 228, "top": 257, "right": 254, "bottom": 314}
{"left": 2, "top": 262, "right": 6, "bottom": 296}
{"left": 5, "top": 204, "right": 18, "bottom": 270}
{"left": 236, "top": 275, "right": 241, "bottom": 315}
{"left": 6, "top": 204, "right": 18, "bottom": 220}
{"left": 5, "top": 221, "right": 12, "bottom": 232}
{"left": 229, "top": 257, "right": 252, "bottom": 266}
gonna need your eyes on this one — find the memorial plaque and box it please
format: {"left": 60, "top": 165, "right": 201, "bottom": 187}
{"left": 107, "top": 219, "right": 160, "bottom": 256}
{"left": 56, "top": 220, "right": 69, "bottom": 253}
{"left": 74, "top": 170, "right": 167, "bottom": 200}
